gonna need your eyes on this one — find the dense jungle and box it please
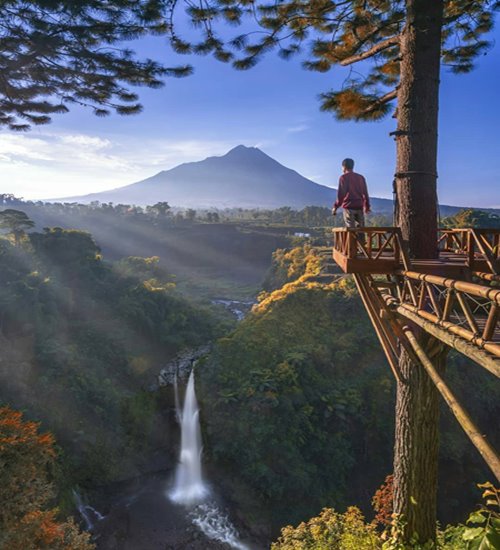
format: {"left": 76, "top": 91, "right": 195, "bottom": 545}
{"left": 1, "top": 201, "right": 499, "bottom": 549}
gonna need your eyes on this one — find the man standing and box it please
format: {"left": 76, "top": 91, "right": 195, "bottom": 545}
{"left": 332, "top": 158, "right": 371, "bottom": 227}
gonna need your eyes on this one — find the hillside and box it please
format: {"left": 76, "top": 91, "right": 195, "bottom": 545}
{"left": 0, "top": 231, "right": 231, "bottom": 490}
{"left": 57, "top": 146, "right": 498, "bottom": 217}
{"left": 198, "top": 247, "right": 500, "bottom": 534}
{"left": 57, "top": 146, "right": 394, "bottom": 211}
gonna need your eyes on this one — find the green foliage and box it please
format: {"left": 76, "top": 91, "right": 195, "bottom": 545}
{"left": 263, "top": 245, "right": 326, "bottom": 290}
{"left": 0, "top": 1, "right": 192, "bottom": 130}
{"left": 461, "top": 482, "right": 500, "bottom": 550}
{"left": 199, "top": 274, "right": 394, "bottom": 526}
{"left": 0, "top": 209, "right": 35, "bottom": 245}
{"left": 121, "top": 392, "right": 157, "bottom": 448}
{"left": 164, "top": 0, "right": 500, "bottom": 119}
{"left": 0, "top": 227, "right": 226, "bottom": 487}
{"left": 441, "top": 209, "right": 500, "bottom": 229}
{"left": 271, "top": 484, "right": 500, "bottom": 550}
{"left": 272, "top": 507, "right": 381, "bottom": 549}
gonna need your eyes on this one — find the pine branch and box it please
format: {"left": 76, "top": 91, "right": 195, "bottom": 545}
{"left": 361, "top": 88, "right": 398, "bottom": 115}
{"left": 340, "top": 35, "right": 400, "bottom": 66}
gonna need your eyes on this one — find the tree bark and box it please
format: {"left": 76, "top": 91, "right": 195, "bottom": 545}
{"left": 393, "top": 0, "right": 445, "bottom": 544}
{"left": 396, "top": 0, "right": 443, "bottom": 259}
{"left": 393, "top": 338, "right": 447, "bottom": 543}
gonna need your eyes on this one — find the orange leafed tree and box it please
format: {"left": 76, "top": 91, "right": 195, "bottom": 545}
{"left": 0, "top": 406, "right": 94, "bottom": 550}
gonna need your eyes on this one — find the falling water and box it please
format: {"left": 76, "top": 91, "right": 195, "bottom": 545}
{"left": 190, "top": 502, "right": 250, "bottom": 550}
{"left": 169, "top": 369, "right": 209, "bottom": 505}
{"left": 174, "top": 371, "right": 181, "bottom": 423}
{"left": 168, "top": 368, "right": 249, "bottom": 549}
{"left": 72, "top": 490, "right": 105, "bottom": 531}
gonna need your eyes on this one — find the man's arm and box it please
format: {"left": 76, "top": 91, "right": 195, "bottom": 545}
{"left": 362, "top": 176, "right": 371, "bottom": 213}
{"left": 332, "top": 176, "right": 345, "bottom": 214}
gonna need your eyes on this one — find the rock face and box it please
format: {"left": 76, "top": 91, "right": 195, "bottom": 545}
{"left": 157, "top": 345, "right": 211, "bottom": 388}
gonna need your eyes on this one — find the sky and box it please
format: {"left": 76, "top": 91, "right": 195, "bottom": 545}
{"left": 1, "top": 18, "right": 500, "bottom": 208}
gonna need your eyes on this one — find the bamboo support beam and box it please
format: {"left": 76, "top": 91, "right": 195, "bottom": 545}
{"left": 354, "top": 274, "right": 402, "bottom": 382}
{"left": 455, "top": 291, "right": 480, "bottom": 335}
{"left": 401, "top": 326, "right": 500, "bottom": 483}
{"left": 474, "top": 271, "right": 500, "bottom": 283}
{"left": 384, "top": 297, "right": 500, "bottom": 379}
{"left": 442, "top": 289, "right": 455, "bottom": 322}
{"left": 484, "top": 304, "right": 499, "bottom": 342}
{"left": 399, "top": 271, "right": 500, "bottom": 304}
{"left": 473, "top": 231, "right": 498, "bottom": 275}
{"left": 399, "top": 302, "right": 500, "bottom": 360}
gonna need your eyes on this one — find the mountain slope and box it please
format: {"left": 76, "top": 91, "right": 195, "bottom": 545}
{"left": 59, "top": 145, "right": 392, "bottom": 211}
{"left": 57, "top": 145, "right": 496, "bottom": 216}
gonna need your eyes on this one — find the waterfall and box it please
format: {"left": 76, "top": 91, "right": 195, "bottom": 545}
{"left": 168, "top": 367, "right": 249, "bottom": 549}
{"left": 169, "top": 368, "right": 209, "bottom": 505}
{"left": 72, "top": 490, "right": 105, "bottom": 531}
{"left": 174, "top": 371, "right": 181, "bottom": 423}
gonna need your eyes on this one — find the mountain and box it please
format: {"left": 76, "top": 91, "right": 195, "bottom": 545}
{"left": 56, "top": 145, "right": 494, "bottom": 216}
{"left": 57, "top": 145, "right": 393, "bottom": 211}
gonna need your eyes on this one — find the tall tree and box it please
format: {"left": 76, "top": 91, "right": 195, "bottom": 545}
{"left": 0, "top": 209, "right": 35, "bottom": 245}
{"left": 162, "top": 0, "right": 499, "bottom": 543}
{"left": 0, "top": 0, "right": 191, "bottom": 131}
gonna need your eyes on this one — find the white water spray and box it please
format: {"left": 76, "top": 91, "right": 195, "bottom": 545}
{"left": 168, "top": 368, "right": 249, "bottom": 549}
{"left": 191, "top": 503, "right": 249, "bottom": 550}
{"left": 72, "top": 490, "right": 105, "bottom": 531}
{"left": 169, "top": 369, "right": 209, "bottom": 505}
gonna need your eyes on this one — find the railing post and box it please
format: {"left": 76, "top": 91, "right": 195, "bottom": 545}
{"left": 348, "top": 230, "right": 356, "bottom": 259}
{"left": 483, "top": 303, "right": 499, "bottom": 342}
{"left": 394, "top": 230, "right": 401, "bottom": 264}
{"left": 467, "top": 230, "right": 474, "bottom": 269}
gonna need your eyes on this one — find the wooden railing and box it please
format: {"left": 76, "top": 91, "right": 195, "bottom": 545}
{"left": 333, "top": 227, "right": 500, "bottom": 277}
{"left": 333, "top": 227, "right": 400, "bottom": 259}
{"left": 355, "top": 271, "right": 500, "bottom": 481}
{"left": 395, "top": 270, "right": 500, "bottom": 366}
{"left": 332, "top": 227, "right": 412, "bottom": 273}
{"left": 439, "top": 228, "right": 500, "bottom": 274}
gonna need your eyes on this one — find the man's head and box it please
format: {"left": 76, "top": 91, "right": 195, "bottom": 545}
{"left": 342, "top": 158, "right": 354, "bottom": 173}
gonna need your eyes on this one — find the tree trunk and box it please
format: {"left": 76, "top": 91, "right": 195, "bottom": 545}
{"left": 393, "top": 338, "right": 448, "bottom": 542}
{"left": 396, "top": 0, "right": 443, "bottom": 259}
{"left": 393, "top": 0, "right": 445, "bottom": 544}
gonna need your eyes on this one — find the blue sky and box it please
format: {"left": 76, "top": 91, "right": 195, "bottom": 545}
{"left": 1, "top": 22, "right": 499, "bottom": 208}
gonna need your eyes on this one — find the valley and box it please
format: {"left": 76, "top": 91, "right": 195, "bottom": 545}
{"left": 1, "top": 205, "right": 498, "bottom": 549}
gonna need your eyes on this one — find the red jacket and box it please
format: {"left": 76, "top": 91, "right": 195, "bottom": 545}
{"left": 333, "top": 171, "right": 370, "bottom": 211}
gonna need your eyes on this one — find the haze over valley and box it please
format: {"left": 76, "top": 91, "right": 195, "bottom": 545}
{"left": 53, "top": 145, "right": 496, "bottom": 217}
{"left": 2, "top": 2, "right": 500, "bottom": 550}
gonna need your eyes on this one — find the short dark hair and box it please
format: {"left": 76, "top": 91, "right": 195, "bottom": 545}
{"left": 342, "top": 158, "right": 354, "bottom": 170}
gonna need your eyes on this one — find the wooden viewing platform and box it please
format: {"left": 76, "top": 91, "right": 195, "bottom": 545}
{"left": 332, "top": 227, "right": 500, "bottom": 481}
{"left": 332, "top": 227, "right": 499, "bottom": 278}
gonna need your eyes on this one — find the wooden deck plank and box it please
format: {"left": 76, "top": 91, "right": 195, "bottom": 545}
{"left": 333, "top": 248, "right": 475, "bottom": 278}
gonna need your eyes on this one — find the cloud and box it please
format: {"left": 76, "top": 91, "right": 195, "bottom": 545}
{"left": 0, "top": 130, "right": 244, "bottom": 199}
{"left": 287, "top": 124, "right": 309, "bottom": 133}
{"left": 61, "top": 134, "right": 112, "bottom": 149}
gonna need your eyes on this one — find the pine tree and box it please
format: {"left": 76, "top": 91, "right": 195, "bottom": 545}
{"left": 162, "top": 0, "right": 499, "bottom": 544}
{"left": 0, "top": 1, "right": 192, "bottom": 131}
{"left": 166, "top": 0, "right": 498, "bottom": 253}
{"left": 0, "top": 209, "right": 35, "bottom": 245}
